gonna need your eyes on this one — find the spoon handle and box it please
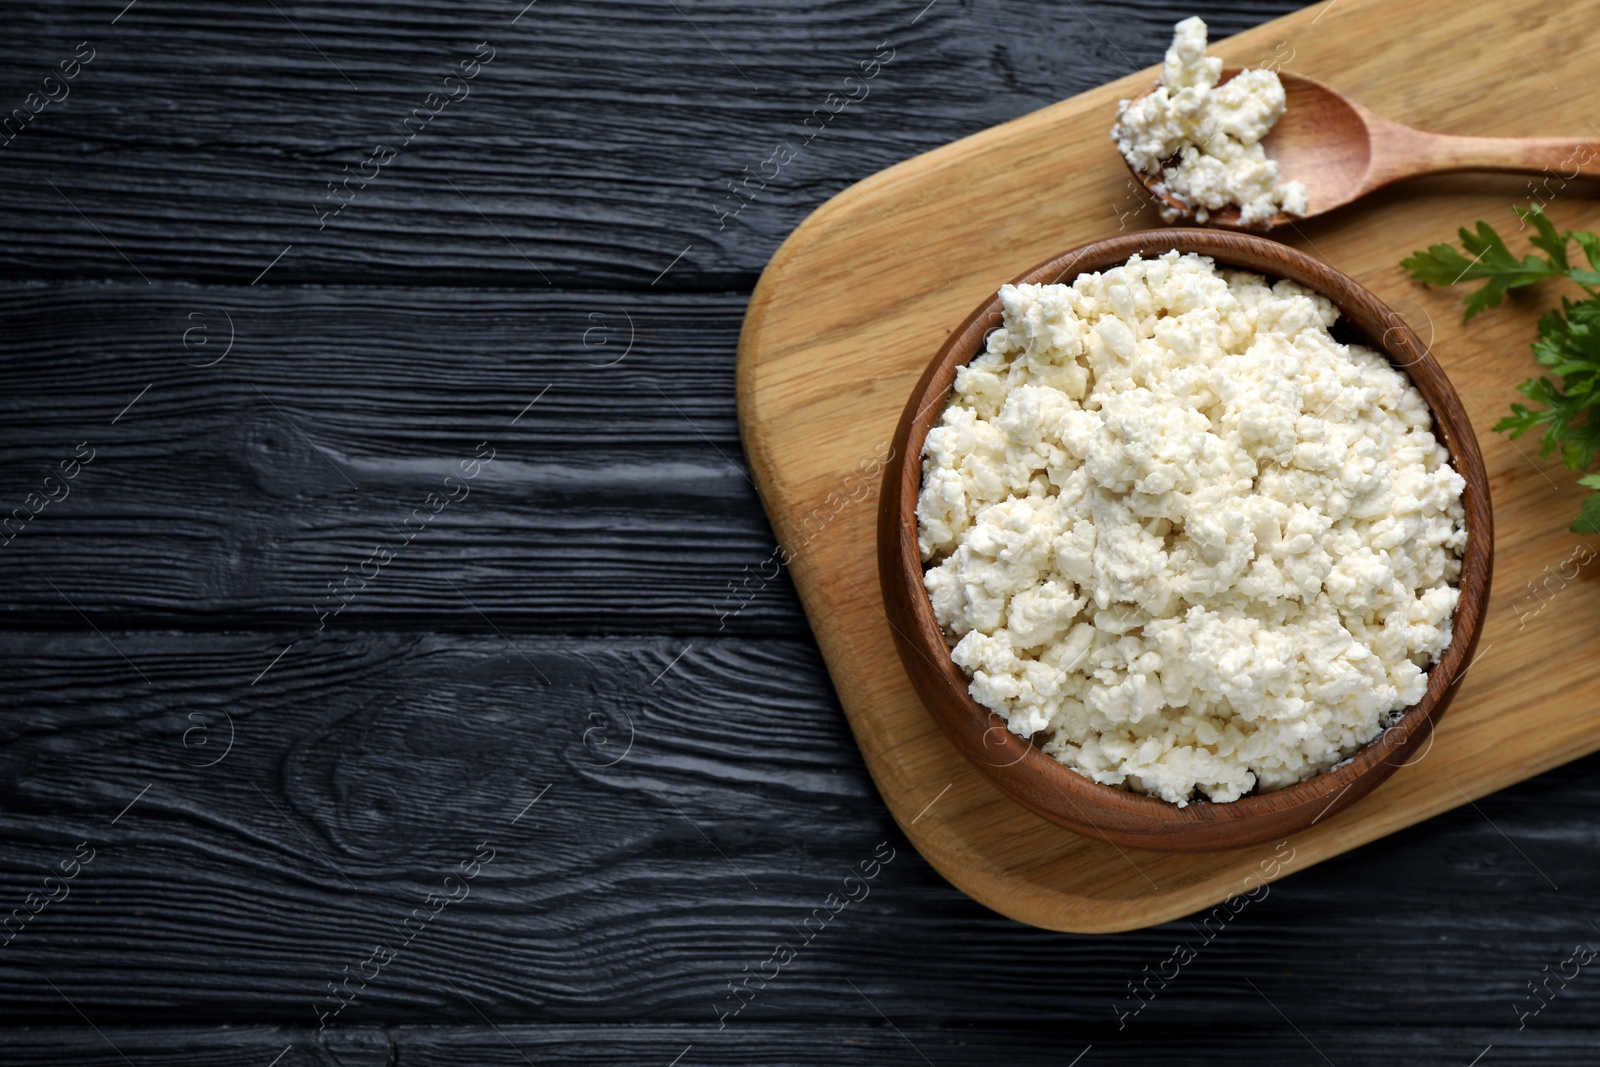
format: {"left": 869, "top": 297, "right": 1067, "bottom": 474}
{"left": 1405, "top": 133, "right": 1600, "bottom": 182}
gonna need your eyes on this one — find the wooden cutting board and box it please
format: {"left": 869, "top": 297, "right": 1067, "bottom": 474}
{"left": 736, "top": 0, "right": 1600, "bottom": 933}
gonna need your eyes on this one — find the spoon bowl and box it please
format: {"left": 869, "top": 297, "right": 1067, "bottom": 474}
{"left": 1123, "top": 69, "right": 1599, "bottom": 229}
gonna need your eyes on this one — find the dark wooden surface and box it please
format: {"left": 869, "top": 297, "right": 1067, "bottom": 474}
{"left": 2, "top": 1, "right": 1597, "bottom": 1064}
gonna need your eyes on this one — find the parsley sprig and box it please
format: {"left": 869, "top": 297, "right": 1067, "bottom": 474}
{"left": 1402, "top": 205, "right": 1600, "bottom": 533}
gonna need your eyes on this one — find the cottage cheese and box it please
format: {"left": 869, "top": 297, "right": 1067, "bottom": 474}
{"left": 1112, "top": 17, "right": 1308, "bottom": 226}
{"left": 917, "top": 251, "right": 1466, "bottom": 805}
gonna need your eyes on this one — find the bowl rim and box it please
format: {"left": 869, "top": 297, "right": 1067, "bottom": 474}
{"left": 877, "top": 228, "right": 1493, "bottom": 852}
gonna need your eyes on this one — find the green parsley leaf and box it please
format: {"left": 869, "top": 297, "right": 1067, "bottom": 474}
{"left": 1573, "top": 475, "right": 1600, "bottom": 535}
{"left": 1571, "top": 230, "right": 1600, "bottom": 288}
{"left": 1401, "top": 204, "right": 1594, "bottom": 321}
{"left": 1519, "top": 202, "right": 1571, "bottom": 270}
{"left": 1412, "top": 206, "right": 1600, "bottom": 532}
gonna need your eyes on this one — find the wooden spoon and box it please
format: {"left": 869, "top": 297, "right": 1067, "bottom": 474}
{"left": 1124, "top": 69, "right": 1600, "bottom": 229}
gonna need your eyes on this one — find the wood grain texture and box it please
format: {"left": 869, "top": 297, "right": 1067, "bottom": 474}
{"left": 738, "top": 0, "right": 1600, "bottom": 931}
{"left": 0, "top": 0, "right": 1302, "bottom": 287}
{"left": 6, "top": 633, "right": 1600, "bottom": 1032}
{"left": 7, "top": 1024, "right": 1600, "bottom": 1067}
{"left": 0, "top": 284, "right": 807, "bottom": 635}
{"left": 12, "top": 0, "right": 1600, "bottom": 1058}
{"left": 879, "top": 229, "right": 1492, "bottom": 851}
{"left": 0, "top": 632, "right": 884, "bottom": 1024}
{"left": 3, "top": 1028, "right": 391, "bottom": 1067}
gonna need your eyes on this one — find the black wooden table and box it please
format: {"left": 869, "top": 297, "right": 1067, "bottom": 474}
{"left": 1, "top": 1, "right": 1594, "bottom": 1063}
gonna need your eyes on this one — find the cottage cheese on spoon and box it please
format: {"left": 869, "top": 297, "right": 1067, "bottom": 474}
{"left": 917, "top": 251, "right": 1465, "bottom": 806}
{"left": 1113, "top": 17, "right": 1308, "bottom": 226}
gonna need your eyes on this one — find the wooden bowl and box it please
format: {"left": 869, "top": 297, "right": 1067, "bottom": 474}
{"left": 878, "top": 229, "right": 1493, "bottom": 852}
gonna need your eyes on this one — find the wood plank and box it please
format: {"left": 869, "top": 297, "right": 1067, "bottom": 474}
{"left": 737, "top": 0, "right": 1600, "bottom": 930}
{"left": 5, "top": 1024, "right": 1597, "bottom": 1066}
{"left": 2, "top": 1028, "right": 389, "bottom": 1067}
{"left": 0, "top": 0, "right": 1302, "bottom": 286}
{"left": 0, "top": 283, "right": 806, "bottom": 634}
{"left": 398, "top": 1026, "right": 1600, "bottom": 1066}
{"left": 4, "top": 632, "right": 1600, "bottom": 1027}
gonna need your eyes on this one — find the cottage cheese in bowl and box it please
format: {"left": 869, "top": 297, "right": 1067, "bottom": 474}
{"left": 1112, "top": 17, "right": 1307, "bottom": 225}
{"left": 916, "top": 250, "right": 1466, "bottom": 806}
